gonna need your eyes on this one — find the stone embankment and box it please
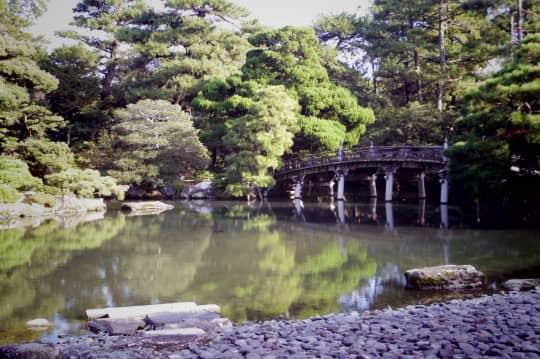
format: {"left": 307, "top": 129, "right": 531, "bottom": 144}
{"left": 0, "top": 195, "right": 106, "bottom": 229}
{"left": 2, "top": 290, "right": 540, "bottom": 358}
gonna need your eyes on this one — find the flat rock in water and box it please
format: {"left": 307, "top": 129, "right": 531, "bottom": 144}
{"left": 25, "top": 318, "right": 52, "bottom": 328}
{"left": 88, "top": 318, "right": 145, "bottom": 335}
{"left": 404, "top": 265, "right": 486, "bottom": 290}
{"left": 121, "top": 201, "right": 174, "bottom": 213}
{"left": 86, "top": 302, "right": 220, "bottom": 320}
{"left": 502, "top": 278, "right": 540, "bottom": 291}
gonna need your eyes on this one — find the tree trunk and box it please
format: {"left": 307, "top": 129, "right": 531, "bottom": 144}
{"left": 437, "top": 0, "right": 446, "bottom": 116}
{"left": 414, "top": 50, "right": 423, "bottom": 103}
{"left": 101, "top": 42, "right": 118, "bottom": 109}
{"left": 516, "top": 0, "right": 523, "bottom": 42}
{"left": 371, "top": 60, "right": 378, "bottom": 95}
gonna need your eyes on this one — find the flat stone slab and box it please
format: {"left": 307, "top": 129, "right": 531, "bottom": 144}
{"left": 88, "top": 318, "right": 145, "bottom": 335}
{"left": 502, "top": 278, "right": 540, "bottom": 291}
{"left": 404, "top": 264, "right": 486, "bottom": 290}
{"left": 86, "top": 302, "right": 220, "bottom": 320}
{"left": 121, "top": 201, "right": 174, "bottom": 213}
{"left": 25, "top": 318, "right": 52, "bottom": 328}
{"left": 145, "top": 311, "right": 220, "bottom": 326}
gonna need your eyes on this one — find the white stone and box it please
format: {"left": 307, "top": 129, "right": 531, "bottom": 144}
{"left": 86, "top": 302, "right": 220, "bottom": 320}
{"left": 26, "top": 318, "right": 52, "bottom": 327}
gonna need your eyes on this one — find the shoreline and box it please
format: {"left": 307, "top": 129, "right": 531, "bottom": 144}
{"left": 2, "top": 290, "right": 539, "bottom": 358}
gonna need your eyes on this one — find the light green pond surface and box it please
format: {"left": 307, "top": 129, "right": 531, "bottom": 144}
{"left": 1, "top": 201, "right": 539, "bottom": 344}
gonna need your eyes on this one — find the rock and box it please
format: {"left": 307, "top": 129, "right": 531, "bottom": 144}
{"left": 88, "top": 318, "right": 145, "bottom": 335}
{"left": 145, "top": 311, "right": 221, "bottom": 327}
{"left": 502, "top": 279, "right": 540, "bottom": 292}
{"left": 404, "top": 265, "right": 486, "bottom": 290}
{"left": 120, "top": 201, "right": 174, "bottom": 214}
{"left": 181, "top": 181, "right": 213, "bottom": 199}
{"left": 86, "top": 302, "right": 220, "bottom": 320}
{"left": 126, "top": 186, "right": 147, "bottom": 199}
{"left": 25, "top": 318, "right": 52, "bottom": 328}
{"left": 0, "top": 343, "right": 59, "bottom": 359}
{"left": 159, "top": 186, "right": 177, "bottom": 199}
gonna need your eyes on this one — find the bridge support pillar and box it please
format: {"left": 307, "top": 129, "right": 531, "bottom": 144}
{"left": 293, "top": 176, "right": 304, "bottom": 200}
{"left": 328, "top": 179, "right": 335, "bottom": 197}
{"left": 439, "top": 171, "right": 448, "bottom": 204}
{"left": 337, "top": 175, "right": 345, "bottom": 201}
{"left": 384, "top": 168, "right": 396, "bottom": 202}
{"left": 335, "top": 169, "right": 348, "bottom": 201}
{"left": 417, "top": 172, "right": 426, "bottom": 199}
{"left": 368, "top": 174, "right": 377, "bottom": 198}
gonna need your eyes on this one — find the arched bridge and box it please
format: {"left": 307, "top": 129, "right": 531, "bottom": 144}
{"left": 274, "top": 145, "right": 449, "bottom": 203}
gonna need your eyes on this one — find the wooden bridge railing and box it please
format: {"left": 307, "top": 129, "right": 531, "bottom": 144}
{"left": 275, "top": 146, "right": 446, "bottom": 177}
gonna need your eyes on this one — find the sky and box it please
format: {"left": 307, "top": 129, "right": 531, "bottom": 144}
{"left": 29, "top": 0, "right": 371, "bottom": 49}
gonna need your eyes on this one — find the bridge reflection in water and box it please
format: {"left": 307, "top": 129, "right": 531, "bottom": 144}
{"left": 292, "top": 198, "right": 450, "bottom": 229}
{"left": 275, "top": 143, "right": 449, "bottom": 204}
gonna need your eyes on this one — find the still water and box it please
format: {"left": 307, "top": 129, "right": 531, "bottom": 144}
{"left": 1, "top": 200, "right": 539, "bottom": 344}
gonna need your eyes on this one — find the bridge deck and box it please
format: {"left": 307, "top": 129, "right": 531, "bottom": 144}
{"left": 275, "top": 146, "right": 447, "bottom": 180}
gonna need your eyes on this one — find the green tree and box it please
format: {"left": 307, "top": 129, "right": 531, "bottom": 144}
{"left": 0, "top": 0, "right": 63, "bottom": 152}
{"left": 108, "top": 99, "right": 209, "bottom": 188}
{"left": 40, "top": 45, "right": 104, "bottom": 145}
{"left": 242, "top": 27, "right": 374, "bottom": 151}
{"left": 118, "top": 0, "right": 251, "bottom": 107}
{"left": 222, "top": 85, "right": 299, "bottom": 199}
{"left": 448, "top": 34, "right": 540, "bottom": 199}
{"left": 59, "top": 0, "right": 148, "bottom": 110}
{"left": 316, "top": 0, "right": 514, "bottom": 145}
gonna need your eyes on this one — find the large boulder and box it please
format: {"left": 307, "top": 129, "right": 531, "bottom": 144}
{"left": 404, "top": 265, "right": 486, "bottom": 290}
{"left": 181, "top": 181, "right": 213, "bottom": 199}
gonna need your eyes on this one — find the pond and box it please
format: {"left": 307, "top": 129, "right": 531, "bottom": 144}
{"left": 1, "top": 200, "right": 539, "bottom": 344}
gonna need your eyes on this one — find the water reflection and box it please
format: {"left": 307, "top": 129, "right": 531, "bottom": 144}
{"left": 1, "top": 201, "right": 539, "bottom": 344}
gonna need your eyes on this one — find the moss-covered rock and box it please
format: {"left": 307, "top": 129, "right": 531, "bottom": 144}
{"left": 404, "top": 265, "right": 486, "bottom": 290}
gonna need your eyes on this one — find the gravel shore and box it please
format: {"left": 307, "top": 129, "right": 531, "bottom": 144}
{"left": 2, "top": 290, "right": 540, "bottom": 358}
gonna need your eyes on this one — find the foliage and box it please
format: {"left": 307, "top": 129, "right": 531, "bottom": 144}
{"left": 40, "top": 45, "right": 104, "bottom": 145}
{"left": 315, "top": 0, "right": 539, "bottom": 145}
{"left": 0, "top": 1, "right": 64, "bottom": 151}
{"left": 17, "top": 138, "right": 75, "bottom": 177}
{"left": 108, "top": 99, "right": 209, "bottom": 188}
{"left": 45, "top": 168, "right": 125, "bottom": 199}
{"left": 0, "top": 184, "right": 21, "bottom": 203}
{"left": 59, "top": 0, "right": 148, "bottom": 110}
{"left": 222, "top": 85, "right": 299, "bottom": 198}
{"left": 0, "top": 156, "right": 41, "bottom": 191}
{"left": 242, "top": 27, "right": 374, "bottom": 151}
{"left": 117, "top": 0, "right": 251, "bottom": 107}
{"left": 25, "top": 191, "right": 56, "bottom": 207}
{"left": 448, "top": 34, "right": 540, "bottom": 199}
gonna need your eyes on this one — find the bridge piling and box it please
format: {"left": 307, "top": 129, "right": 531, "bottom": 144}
{"left": 368, "top": 174, "right": 377, "bottom": 198}
{"left": 417, "top": 172, "right": 426, "bottom": 199}
{"left": 383, "top": 168, "right": 396, "bottom": 202}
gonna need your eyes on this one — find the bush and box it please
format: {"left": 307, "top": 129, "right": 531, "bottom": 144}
{"left": 26, "top": 192, "right": 57, "bottom": 208}
{"left": 18, "top": 139, "right": 75, "bottom": 177}
{"left": 0, "top": 156, "right": 42, "bottom": 191}
{"left": 0, "top": 184, "right": 22, "bottom": 204}
{"left": 45, "top": 168, "right": 126, "bottom": 199}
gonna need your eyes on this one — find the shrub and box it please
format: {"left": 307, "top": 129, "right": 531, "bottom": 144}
{"left": 45, "top": 168, "right": 126, "bottom": 199}
{"left": 26, "top": 192, "right": 57, "bottom": 208}
{"left": 0, "top": 156, "right": 42, "bottom": 191}
{"left": 0, "top": 184, "right": 22, "bottom": 204}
